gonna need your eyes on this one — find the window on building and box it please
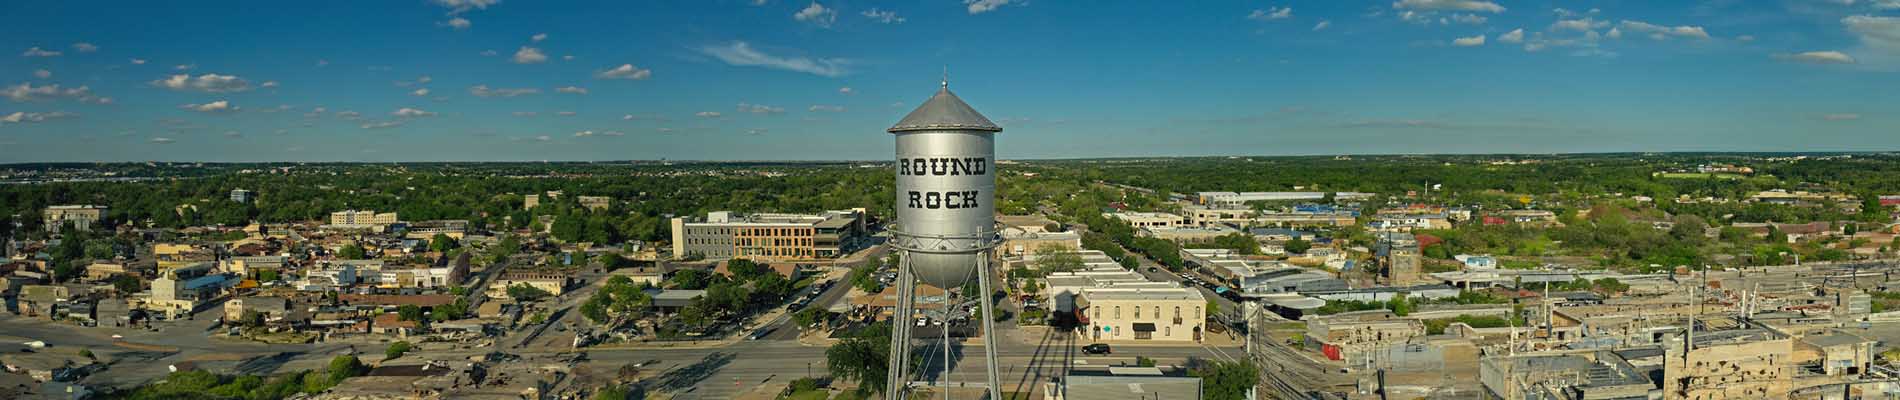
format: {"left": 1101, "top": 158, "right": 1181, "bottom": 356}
{"left": 1115, "top": 306, "right": 1121, "bottom": 319}
{"left": 1174, "top": 306, "right": 1181, "bottom": 319}
{"left": 1134, "top": 306, "right": 1140, "bottom": 318}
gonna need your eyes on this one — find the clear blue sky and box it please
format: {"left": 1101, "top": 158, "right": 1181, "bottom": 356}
{"left": 2, "top": 0, "right": 1897, "bottom": 162}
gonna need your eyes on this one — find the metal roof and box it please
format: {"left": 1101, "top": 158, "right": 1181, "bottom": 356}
{"left": 887, "top": 86, "right": 1001, "bottom": 133}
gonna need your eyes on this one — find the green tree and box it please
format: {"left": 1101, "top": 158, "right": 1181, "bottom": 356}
{"left": 1283, "top": 238, "right": 1312, "bottom": 254}
{"left": 429, "top": 233, "right": 457, "bottom": 252}
{"left": 507, "top": 284, "right": 554, "bottom": 301}
{"left": 593, "top": 385, "right": 635, "bottom": 400}
{"left": 338, "top": 244, "right": 367, "bottom": 260}
{"left": 826, "top": 324, "right": 891, "bottom": 396}
{"left": 385, "top": 341, "right": 412, "bottom": 360}
{"left": 1033, "top": 246, "right": 1084, "bottom": 272}
{"left": 327, "top": 355, "right": 368, "bottom": 383}
{"left": 396, "top": 304, "right": 425, "bottom": 322}
{"left": 1192, "top": 360, "right": 1260, "bottom": 400}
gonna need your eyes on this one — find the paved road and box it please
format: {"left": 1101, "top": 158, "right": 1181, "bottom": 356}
{"left": 589, "top": 326, "right": 1248, "bottom": 400}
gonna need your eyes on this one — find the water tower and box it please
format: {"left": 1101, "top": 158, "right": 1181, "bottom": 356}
{"left": 885, "top": 77, "right": 1004, "bottom": 400}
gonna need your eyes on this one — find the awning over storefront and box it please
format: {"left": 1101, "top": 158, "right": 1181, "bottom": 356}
{"left": 1132, "top": 322, "right": 1156, "bottom": 332}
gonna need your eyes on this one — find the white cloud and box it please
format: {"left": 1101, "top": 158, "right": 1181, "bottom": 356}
{"left": 480, "top": 50, "right": 498, "bottom": 56}
{"left": 130, "top": 58, "right": 146, "bottom": 65}
{"left": 442, "top": 17, "right": 472, "bottom": 30}
{"left": 33, "top": 70, "right": 51, "bottom": 79}
{"left": 1392, "top": 0, "right": 1504, "bottom": 13}
{"left": 1844, "top": 15, "right": 1900, "bottom": 51}
{"left": 174, "top": 64, "right": 195, "bottom": 71}
{"left": 1618, "top": 20, "right": 1710, "bottom": 40}
{"left": 595, "top": 64, "right": 652, "bottom": 80}
{"left": 4, "top": 83, "right": 103, "bottom": 103}
{"left": 150, "top": 137, "right": 175, "bottom": 144}
{"left": 531, "top": 33, "right": 548, "bottom": 42}
{"left": 512, "top": 46, "right": 548, "bottom": 64}
{"left": 182, "top": 100, "right": 238, "bottom": 113}
{"left": 1777, "top": 50, "right": 1858, "bottom": 64}
{"left": 656, "top": 127, "right": 676, "bottom": 133}
{"left": 1879, "top": 0, "right": 1900, "bottom": 9}
{"left": 360, "top": 120, "right": 405, "bottom": 130}
{"left": 412, "top": 88, "right": 431, "bottom": 96}
{"left": 336, "top": 111, "right": 362, "bottom": 120}
{"left": 603, "top": 131, "right": 625, "bottom": 136}
{"left": 737, "top": 102, "right": 785, "bottom": 114}
{"left": 795, "top": 2, "right": 837, "bottom": 27}
{"left": 261, "top": 81, "right": 279, "bottom": 88}
{"left": 1606, "top": 27, "right": 1623, "bottom": 39}
{"left": 1498, "top": 28, "right": 1525, "bottom": 43}
{"left": 556, "top": 111, "right": 577, "bottom": 116}
{"left": 1737, "top": 35, "right": 1755, "bottom": 42}
{"left": 431, "top": 0, "right": 499, "bottom": 14}
{"left": 0, "top": 111, "right": 76, "bottom": 125}
{"left": 1248, "top": 7, "right": 1292, "bottom": 21}
{"left": 966, "top": 0, "right": 1014, "bottom": 14}
{"left": 556, "top": 86, "right": 588, "bottom": 94}
{"left": 393, "top": 107, "right": 436, "bottom": 117}
{"left": 151, "top": 73, "right": 253, "bottom": 93}
{"left": 862, "top": 8, "right": 905, "bottom": 24}
{"left": 533, "top": 135, "right": 551, "bottom": 141}
{"left": 1552, "top": 17, "right": 1608, "bottom": 32}
{"left": 21, "top": 47, "right": 61, "bottom": 57}
{"left": 747, "top": 128, "right": 769, "bottom": 135}
{"left": 1313, "top": 20, "right": 1331, "bottom": 31}
{"left": 1453, "top": 35, "right": 1486, "bottom": 47}
{"left": 838, "top": 86, "right": 854, "bottom": 95}
{"left": 417, "top": 76, "right": 432, "bottom": 84}
{"left": 1449, "top": 13, "right": 1486, "bottom": 24}
{"left": 1823, "top": 113, "right": 1862, "bottom": 121}
{"left": 513, "top": 111, "right": 537, "bottom": 117}
{"left": 72, "top": 43, "right": 98, "bottom": 53}
{"left": 697, "top": 41, "right": 847, "bottom": 77}
{"left": 468, "top": 85, "right": 540, "bottom": 97}
{"left": 573, "top": 130, "right": 595, "bottom": 137}
{"left": 809, "top": 104, "right": 846, "bottom": 112}
{"left": 695, "top": 111, "right": 722, "bottom": 118}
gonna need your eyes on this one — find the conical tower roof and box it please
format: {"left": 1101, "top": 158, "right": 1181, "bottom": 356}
{"left": 887, "top": 85, "right": 1001, "bottom": 133}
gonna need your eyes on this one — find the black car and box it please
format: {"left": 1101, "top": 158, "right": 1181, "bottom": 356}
{"left": 1082, "top": 343, "right": 1112, "bottom": 355}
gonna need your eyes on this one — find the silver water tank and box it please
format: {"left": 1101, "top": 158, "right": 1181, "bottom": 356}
{"left": 889, "top": 83, "right": 1001, "bottom": 289}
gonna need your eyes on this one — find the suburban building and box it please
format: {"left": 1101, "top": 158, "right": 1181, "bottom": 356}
{"left": 1305, "top": 317, "right": 1427, "bottom": 362}
{"left": 1080, "top": 287, "right": 1207, "bottom": 342}
{"left": 1491, "top": 209, "right": 1559, "bottom": 226}
{"left": 1102, "top": 211, "right": 1185, "bottom": 229}
{"left": 145, "top": 263, "right": 233, "bottom": 318}
{"left": 154, "top": 243, "right": 215, "bottom": 272}
{"left": 229, "top": 188, "right": 255, "bottom": 203}
{"left": 489, "top": 271, "right": 570, "bottom": 297}
{"left": 1046, "top": 373, "right": 1202, "bottom": 400}
{"left": 578, "top": 196, "right": 612, "bottom": 211}
{"left": 1181, "top": 205, "right": 1357, "bottom": 228}
{"left": 225, "top": 296, "right": 291, "bottom": 321}
{"left": 42, "top": 205, "right": 106, "bottom": 233}
{"left": 1191, "top": 191, "right": 1374, "bottom": 208}
{"left": 329, "top": 210, "right": 399, "bottom": 227}
{"left": 1376, "top": 232, "right": 1423, "bottom": 286}
{"left": 1479, "top": 351, "right": 1654, "bottom": 400}
{"left": 1139, "top": 225, "right": 1237, "bottom": 244}
{"left": 1662, "top": 320, "right": 1797, "bottom": 399}
{"left": 1000, "top": 227, "right": 1081, "bottom": 257}
{"left": 669, "top": 210, "right": 865, "bottom": 261}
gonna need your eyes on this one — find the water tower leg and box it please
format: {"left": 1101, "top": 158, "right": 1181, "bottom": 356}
{"left": 976, "top": 254, "right": 1003, "bottom": 400}
{"left": 889, "top": 252, "right": 917, "bottom": 400}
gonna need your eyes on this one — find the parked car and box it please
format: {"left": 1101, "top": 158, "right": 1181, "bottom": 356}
{"left": 1082, "top": 344, "right": 1112, "bottom": 355}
